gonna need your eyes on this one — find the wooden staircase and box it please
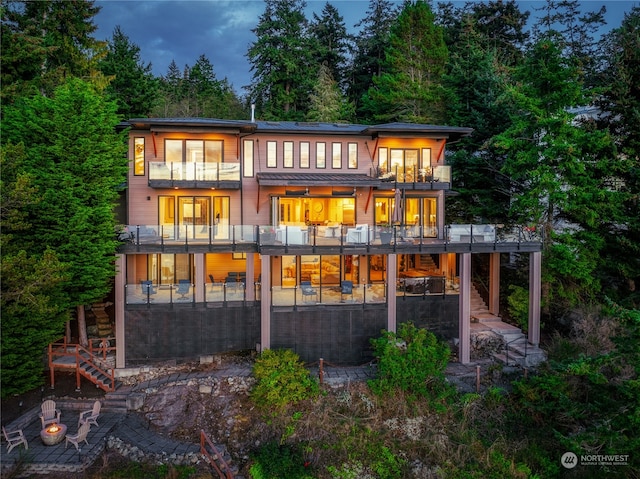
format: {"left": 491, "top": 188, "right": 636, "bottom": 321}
{"left": 48, "top": 339, "right": 119, "bottom": 392}
{"left": 469, "top": 285, "right": 547, "bottom": 367}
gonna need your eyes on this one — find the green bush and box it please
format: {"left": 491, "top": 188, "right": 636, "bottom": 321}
{"left": 251, "top": 349, "right": 319, "bottom": 411}
{"left": 249, "top": 442, "right": 315, "bottom": 479}
{"left": 368, "top": 322, "right": 453, "bottom": 405}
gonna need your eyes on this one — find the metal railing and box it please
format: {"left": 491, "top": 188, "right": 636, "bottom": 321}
{"left": 118, "top": 223, "right": 542, "bottom": 249}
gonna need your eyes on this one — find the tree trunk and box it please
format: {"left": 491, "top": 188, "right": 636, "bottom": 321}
{"left": 77, "top": 304, "right": 88, "bottom": 347}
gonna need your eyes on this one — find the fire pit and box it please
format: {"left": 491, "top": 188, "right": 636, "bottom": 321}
{"left": 40, "top": 422, "right": 67, "bottom": 446}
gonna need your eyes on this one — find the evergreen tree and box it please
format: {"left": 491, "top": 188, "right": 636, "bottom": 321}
{"left": 347, "top": 0, "right": 397, "bottom": 119}
{"left": 1, "top": 0, "right": 106, "bottom": 96}
{"left": 595, "top": 7, "right": 640, "bottom": 307}
{"left": 443, "top": 17, "right": 515, "bottom": 222}
{"left": 98, "top": 26, "right": 159, "bottom": 118}
{"left": 491, "top": 38, "right": 616, "bottom": 311}
{"left": 531, "top": 0, "right": 606, "bottom": 89}
{"left": 247, "top": 0, "right": 315, "bottom": 120}
{"left": 0, "top": 144, "right": 69, "bottom": 396}
{"left": 361, "top": 0, "right": 449, "bottom": 123}
{"left": 308, "top": 2, "right": 352, "bottom": 92}
{"left": 2, "top": 78, "right": 129, "bottom": 348}
{"left": 307, "top": 64, "right": 354, "bottom": 122}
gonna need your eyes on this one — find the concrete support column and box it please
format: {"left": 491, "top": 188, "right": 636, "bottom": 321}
{"left": 459, "top": 253, "right": 471, "bottom": 364}
{"left": 528, "top": 251, "right": 542, "bottom": 346}
{"left": 246, "top": 253, "right": 255, "bottom": 301}
{"left": 489, "top": 253, "right": 500, "bottom": 315}
{"left": 115, "top": 254, "right": 126, "bottom": 369}
{"left": 194, "top": 253, "right": 205, "bottom": 303}
{"left": 387, "top": 254, "right": 397, "bottom": 333}
{"left": 260, "top": 256, "right": 271, "bottom": 352}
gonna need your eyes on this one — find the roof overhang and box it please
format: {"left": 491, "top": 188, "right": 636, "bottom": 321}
{"left": 256, "top": 172, "right": 381, "bottom": 187}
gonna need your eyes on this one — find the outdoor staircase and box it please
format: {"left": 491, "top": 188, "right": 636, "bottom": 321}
{"left": 91, "top": 302, "right": 114, "bottom": 337}
{"left": 470, "top": 285, "right": 547, "bottom": 367}
{"left": 77, "top": 347, "right": 119, "bottom": 392}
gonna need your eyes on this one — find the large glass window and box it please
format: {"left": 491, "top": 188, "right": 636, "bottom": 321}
{"left": 378, "top": 147, "right": 388, "bottom": 174}
{"left": 150, "top": 254, "right": 191, "bottom": 285}
{"left": 134, "top": 137, "right": 145, "bottom": 176}
{"left": 178, "top": 196, "right": 210, "bottom": 240}
{"left": 390, "top": 149, "right": 419, "bottom": 182}
{"left": 316, "top": 142, "right": 326, "bottom": 168}
{"left": 267, "top": 141, "right": 277, "bottom": 167}
{"left": 243, "top": 140, "right": 254, "bottom": 177}
{"left": 275, "top": 197, "right": 355, "bottom": 225}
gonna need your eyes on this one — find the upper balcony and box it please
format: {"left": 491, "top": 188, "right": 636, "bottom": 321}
{"left": 117, "top": 223, "right": 542, "bottom": 255}
{"left": 148, "top": 161, "right": 241, "bottom": 189}
{"left": 376, "top": 165, "right": 451, "bottom": 191}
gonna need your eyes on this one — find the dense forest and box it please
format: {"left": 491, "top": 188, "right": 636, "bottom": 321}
{"left": 1, "top": 0, "right": 639, "bottom": 477}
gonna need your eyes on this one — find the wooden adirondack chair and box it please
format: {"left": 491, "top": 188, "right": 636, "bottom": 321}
{"left": 78, "top": 400, "right": 101, "bottom": 427}
{"left": 65, "top": 422, "right": 90, "bottom": 451}
{"left": 2, "top": 426, "right": 28, "bottom": 453}
{"left": 39, "top": 399, "right": 61, "bottom": 428}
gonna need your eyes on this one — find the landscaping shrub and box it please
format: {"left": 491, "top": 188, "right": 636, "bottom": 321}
{"left": 249, "top": 441, "right": 316, "bottom": 479}
{"left": 368, "top": 322, "right": 453, "bottom": 406}
{"left": 251, "top": 349, "right": 319, "bottom": 411}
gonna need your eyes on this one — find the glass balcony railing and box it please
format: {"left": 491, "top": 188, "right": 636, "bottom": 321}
{"left": 378, "top": 165, "right": 451, "bottom": 184}
{"left": 148, "top": 162, "right": 240, "bottom": 182}
{"left": 118, "top": 223, "right": 542, "bottom": 248}
{"left": 124, "top": 279, "right": 465, "bottom": 307}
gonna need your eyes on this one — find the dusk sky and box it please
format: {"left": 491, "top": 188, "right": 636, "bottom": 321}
{"left": 93, "top": 0, "right": 636, "bottom": 96}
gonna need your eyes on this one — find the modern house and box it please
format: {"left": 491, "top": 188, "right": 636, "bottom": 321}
{"left": 111, "top": 118, "right": 543, "bottom": 369}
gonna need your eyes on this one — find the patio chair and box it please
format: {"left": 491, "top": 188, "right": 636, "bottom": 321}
{"left": 39, "top": 399, "right": 61, "bottom": 428}
{"left": 2, "top": 426, "right": 28, "bottom": 453}
{"left": 176, "top": 279, "right": 191, "bottom": 299}
{"left": 341, "top": 281, "right": 354, "bottom": 302}
{"left": 78, "top": 400, "right": 101, "bottom": 427}
{"left": 300, "top": 281, "right": 318, "bottom": 303}
{"left": 65, "top": 421, "right": 90, "bottom": 451}
{"left": 209, "top": 274, "right": 216, "bottom": 291}
{"left": 141, "top": 280, "right": 157, "bottom": 296}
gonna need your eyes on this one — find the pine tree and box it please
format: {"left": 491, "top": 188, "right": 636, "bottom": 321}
{"left": 595, "top": 7, "right": 640, "bottom": 306}
{"left": 2, "top": 78, "right": 129, "bottom": 348}
{"left": 247, "top": 0, "right": 315, "bottom": 120}
{"left": 361, "top": 0, "right": 449, "bottom": 123}
{"left": 491, "top": 38, "right": 616, "bottom": 310}
{"left": 98, "top": 26, "right": 159, "bottom": 118}
{"left": 309, "top": 2, "right": 352, "bottom": 92}
{"left": 307, "top": 64, "right": 354, "bottom": 122}
{"left": 347, "top": 0, "right": 397, "bottom": 118}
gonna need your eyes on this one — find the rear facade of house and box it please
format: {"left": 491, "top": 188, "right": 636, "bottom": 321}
{"left": 112, "top": 118, "right": 543, "bottom": 369}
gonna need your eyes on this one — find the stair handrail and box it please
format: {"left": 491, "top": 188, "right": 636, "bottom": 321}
{"left": 87, "top": 337, "right": 116, "bottom": 361}
{"left": 504, "top": 335, "right": 528, "bottom": 366}
{"left": 200, "top": 430, "right": 234, "bottom": 479}
{"left": 74, "top": 344, "right": 116, "bottom": 392}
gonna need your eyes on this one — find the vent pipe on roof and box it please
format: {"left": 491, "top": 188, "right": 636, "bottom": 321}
{"left": 251, "top": 104, "right": 256, "bottom": 122}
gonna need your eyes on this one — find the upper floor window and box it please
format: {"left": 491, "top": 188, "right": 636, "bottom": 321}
{"left": 284, "top": 141, "right": 294, "bottom": 168}
{"left": 267, "top": 141, "right": 277, "bottom": 168}
{"left": 348, "top": 143, "right": 358, "bottom": 169}
{"left": 243, "top": 140, "right": 254, "bottom": 177}
{"left": 387, "top": 148, "right": 419, "bottom": 183}
{"left": 134, "top": 137, "right": 145, "bottom": 176}
{"left": 332, "top": 143, "right": 342, "bottom": 169}
{"left": 165, "top": 139, "right": 223, "bottom": 164}
{"left": 316, "top": 142, "right": 326, "bottom": 168}
{"left": 300, "top": 142, "right": 310, "bottom": 168}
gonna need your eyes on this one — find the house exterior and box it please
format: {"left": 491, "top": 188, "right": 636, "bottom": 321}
{"left": 112, "top": 118, "right": 543, "bottom": 368}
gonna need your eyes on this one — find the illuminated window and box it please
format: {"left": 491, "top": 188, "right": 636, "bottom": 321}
{"left": 348, "top": 143, "right": 357, "bottom": 169}
{"left": 316, "top": 142, "right": 326, "bottom": 168}
{"left": 284, "top": 141, "right": 293, "bottom": 168}
{"left": 267, "top": 141, "right": 277, "bottom": 168}
{"left": 134, "top": 137, "right": 145, "bottom": 176}
{"left": 332, "top": 143, "right": 342, "bottom": 169}
{"left": 243, "top": 140, "right": 254, "bottom": 177}
{"left": 300, "top": 142, "right": 310, "bottom": 168}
